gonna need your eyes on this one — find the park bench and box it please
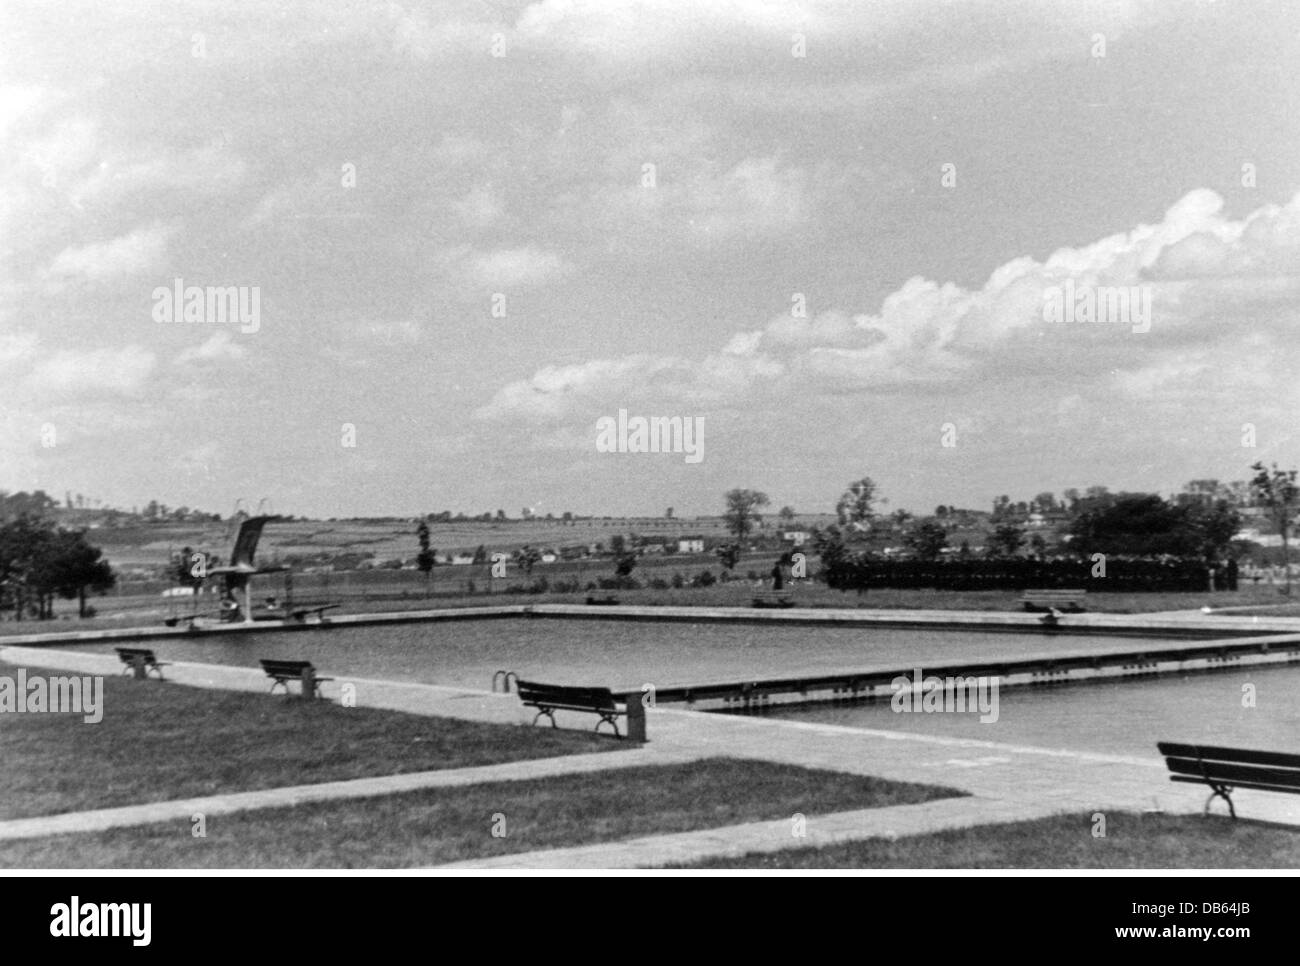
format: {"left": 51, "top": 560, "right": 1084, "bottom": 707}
{"left": 1020, "top": 589, "right": 1087, "bottom": 613}
{"left": 288, "top": 603, "right": 340, "bottom": 623}
{"left": 259, "top": 659, "right": 333, "bottom": 699}
{"left": 1157, "top": 741, "right": 1300, "bottom": 819}
{"left": 586, "top": 594, "right": 620, "bottom": 606}
{"left": 115, "top": 647, "right": 171, "bottom": 680}
{"left": 752, "top": 590, "right": 794, "bottom": 609}
{"left": 516, "top": 679, "right": 632, "bottom": 738}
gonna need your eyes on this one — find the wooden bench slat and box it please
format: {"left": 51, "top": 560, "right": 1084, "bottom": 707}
{"left": 1157, "top": 742, "right": 1300, "bottom": 770}
{"left": 1166, "top": 758, "right": 1300, "bottom": 788}
{"left": 1169, "top": 775, "right": 1300, "bottom": 796}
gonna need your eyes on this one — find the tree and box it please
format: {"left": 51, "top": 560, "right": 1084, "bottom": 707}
{"left": 46, "top": 529, "right": 115, "bottom": 618}
{"left": 905, "top": 522, "right": 948, "bottom": 561}
{"left": 1033, "top": 492, "right": 1056, "bottom": 513}
{"left": 778, "top": 506, "right": 796, "bottom": 525}
{"left": 1187, "top": 500, "right": 1241, "bottom": 561}
{"left": 513, "top": 545, "right": 541, "bottom": 575}
{"left": 472, "top": 544, "right": 488, "bottom": 565}
{"left": 723, "top": 489, "right": 770, "bottom": 544}
{"left": 0, "top": 515, "right": 54, "bottom": 620}
{"left": 812, "top": 525, "right": 849, "bottom": 572}
{"left": 989, "top": 523, "right": 1026, "bottom": 557}
{"left": 613, "top": 549, "right": 637, "bottom": 578}
{"left": 416, "top": 521, "right": 435, "bottom": 575}
{"left": 0, "top": 518, "right": 114, "bottom": 619}
{"left": 836, "top": 478, "right": 877, "bottom": 528}
{"left": 1068, "top": 493, "right": 1201, "bottom": 558}
{"left": 715, "top": 544, "right": 741, "bottom": 572}
{"left": 1251, "top": 462, "right": 1298, "bottom": 593}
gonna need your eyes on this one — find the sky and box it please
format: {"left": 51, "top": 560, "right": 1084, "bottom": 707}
{"left": 2, "top": 0, "right": 1299, "bottom": 519}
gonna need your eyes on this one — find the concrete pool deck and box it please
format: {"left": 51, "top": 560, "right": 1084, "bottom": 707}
{"left": 8, "top": 603, "right": 1300, "bottom": 650}
{"left": 4, "top": 643, "right": 1298, "bottom": 867}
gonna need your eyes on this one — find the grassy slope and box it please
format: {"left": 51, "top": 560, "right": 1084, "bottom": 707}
{"left": 675, "top": 812, "right": 1300, "bottom": 869}
{"left": 0, "top": 662, "right": 621, "bottom": 820}
{"left": 0, "top": 758, "right": 964, "bottom": 868}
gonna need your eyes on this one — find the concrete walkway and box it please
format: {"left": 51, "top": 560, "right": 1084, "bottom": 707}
{"left": 4, "top": 646, "right": 1298, "bottom": 868}
{"left": 439, "top": 795, "right": 1071, "bottom": 869}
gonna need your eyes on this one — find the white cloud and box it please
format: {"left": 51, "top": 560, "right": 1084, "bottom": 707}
{"left": 44, "top": 224, "right": 173, "bottom": 282}
{"left": 27, "top": 345, "right": 156, "bottom": 395}
{"left": 175, "top": 331, "right": 246, "bottom": 365}
{"left": 437, "top": 245, "right": 573, "bottom": 288}
{"left": 477, "top": 188, "right": 1300, "bottom": 424}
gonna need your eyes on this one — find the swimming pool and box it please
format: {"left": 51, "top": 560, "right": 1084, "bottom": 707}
{"left": 59, "top": 616, "right": 1241, "bottom": 693}
{"left": 761, "top": 663, "right": 1300, "bottom": 760}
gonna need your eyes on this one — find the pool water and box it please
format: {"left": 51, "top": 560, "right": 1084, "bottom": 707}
{"left": 762, "top": 664, "right": 1300, "bottom": 759}
{"left": 65, "top": 619, "right": 1188, "bottom": 692}
{"left": 59, "top": 618, "right": 1298, "bottom": 760}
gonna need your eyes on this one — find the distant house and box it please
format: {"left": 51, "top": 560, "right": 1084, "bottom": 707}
{"left": 640, "top": 542, "right": 667, "bottom": 555}
{"left": 450, "top": 553, "right": 476, "bottom": 565}
{"left": 780, "top": 530, "right": 810, "bottom": 546}
{"left": 677, "top": 536, "right": 705, "bottom": 554}
{"left": 1235, "top": 529, "right": 1282, "bottom": 547}
{"left": 540, "top": 552, "right": 558, "bottom": 564}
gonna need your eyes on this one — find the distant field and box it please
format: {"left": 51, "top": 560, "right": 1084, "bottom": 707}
{"left": 87, "top": 516, "right": 834, "bottom": 571}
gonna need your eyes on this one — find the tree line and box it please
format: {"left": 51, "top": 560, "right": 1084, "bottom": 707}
{"left": 0, "top": 515, "right": 116, "bottom": 620}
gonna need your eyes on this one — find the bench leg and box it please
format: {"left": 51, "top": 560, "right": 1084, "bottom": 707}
{"left": 531, "top": 709, "right": 557, "bottom": 729}
{"left": 1205, "top": 785, "right": 1236, "bottom": 819}
{"left": 269, "top": 680, "right": 287, "bottom": 694}
{"left": 595, "top": 715, "right": 622, "bottom": 739}
{"left": 624, "top": 699, "right": 647, "bottom": 743}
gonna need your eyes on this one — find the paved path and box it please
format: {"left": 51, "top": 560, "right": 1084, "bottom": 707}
{"left": 439, "top": 795, "right": 1070, "bottom": 869}
{"left": 5, "top": 646, "right": 1298, "bottom": 868}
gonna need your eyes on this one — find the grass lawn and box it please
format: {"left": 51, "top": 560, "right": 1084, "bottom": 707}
{"left": 675, "top": 812, "right": 1300, "bottom": 869}
{"left": 0, "top": 758, "right": 964, "bottom": 868}
{"left": 0, "top": 661, "right": 623, "bottom": 820}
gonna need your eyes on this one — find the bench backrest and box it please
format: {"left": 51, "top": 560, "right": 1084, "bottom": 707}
{"left": 259, "top": 659, "right": 315, "bottom": 675}
{"left": 1158, "top": 742, "right": 1300, "bottom": 789}
{"left": 115, "top": 647, "right": 157, "bottom": 662}
{"left": 516, "top": 680, "right": 617, "bottom": 711}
